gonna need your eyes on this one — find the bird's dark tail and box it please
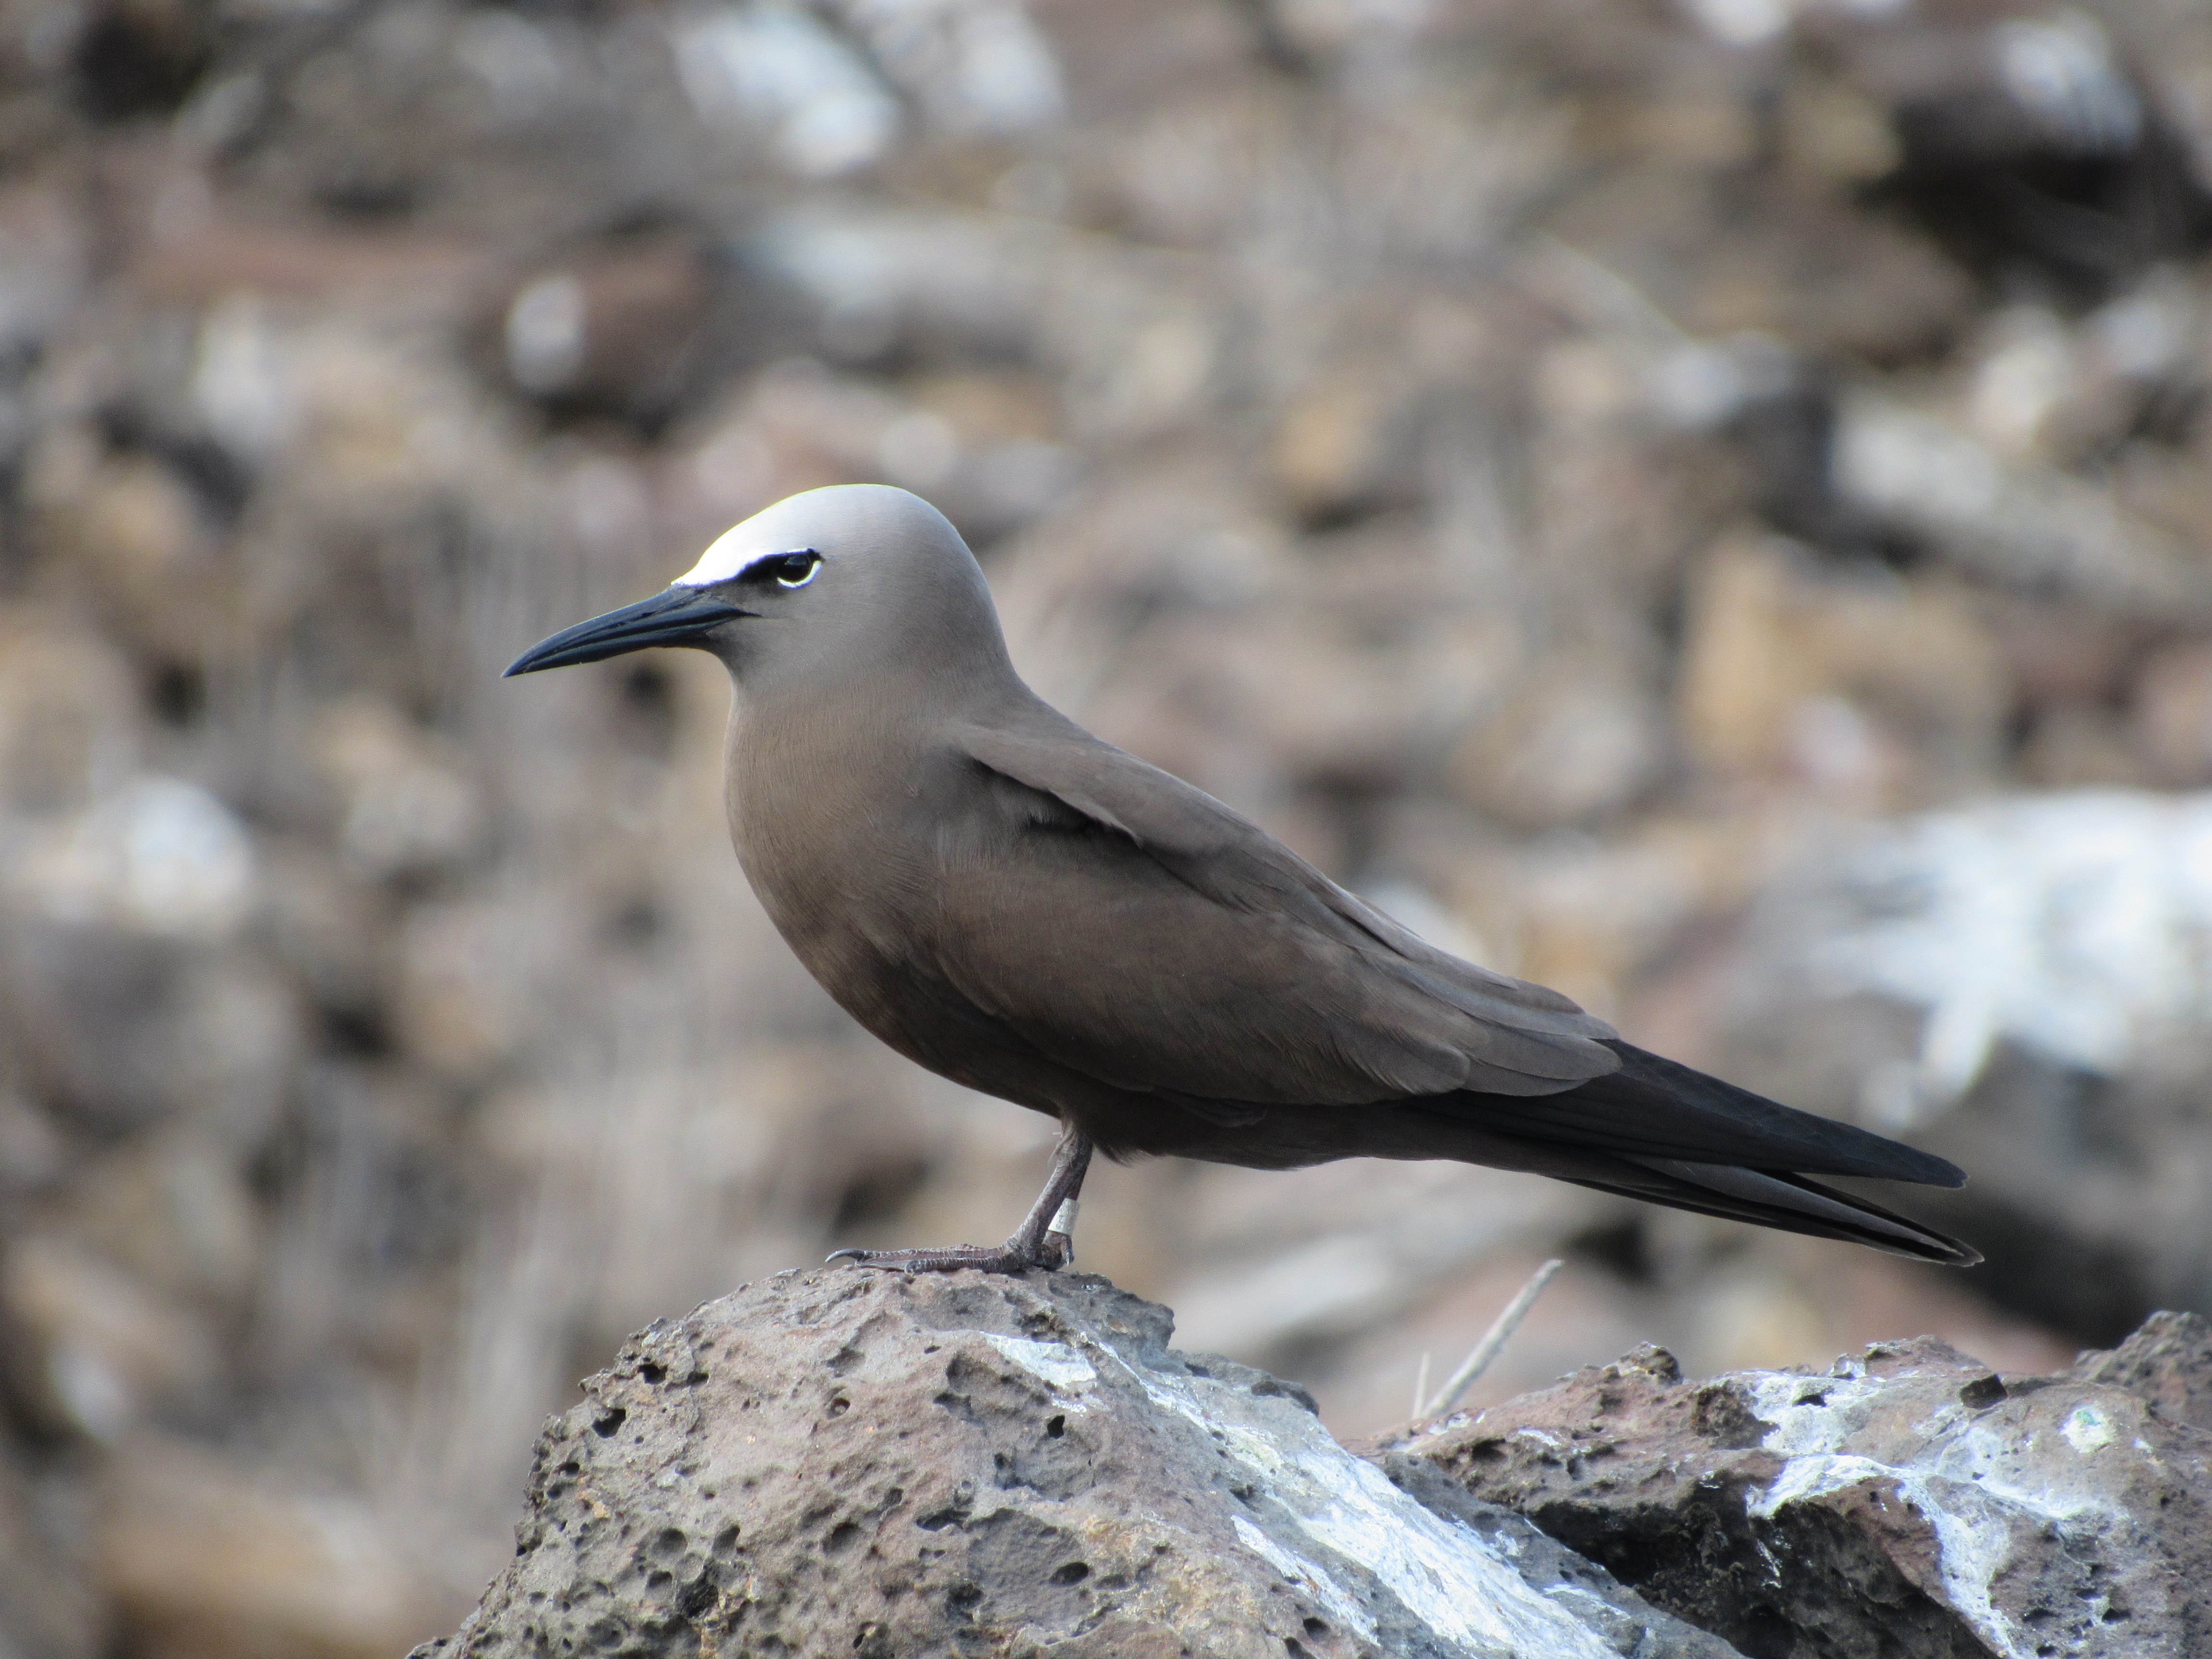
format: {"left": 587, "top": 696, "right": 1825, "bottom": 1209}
{"left": 1417, "top": 1041, "right": 1978, "bottom": 1264}
{"left": 1450, "top": 1041, "right": 1967, "bottom": 1185}
{"left": 1556, "top": 1157, "right": 1981, "bottom": 1266}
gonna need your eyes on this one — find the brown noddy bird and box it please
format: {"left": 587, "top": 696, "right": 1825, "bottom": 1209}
{"left": 506, "top": 483, "right": 1978, "bottom": 1273}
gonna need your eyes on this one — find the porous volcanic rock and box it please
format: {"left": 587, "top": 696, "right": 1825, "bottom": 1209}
{"left": 412, "top": 1270, "right": 1740, "bottom": 1659}
{"left": 1380, "top": 1317, "right": 2212, "bottom": 1659}
{"left": 2073, "top": 1310, "right": 2212, "bottom": 1434}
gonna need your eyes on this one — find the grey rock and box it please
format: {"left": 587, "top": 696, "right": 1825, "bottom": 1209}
{"left": 1384, "top": 1318, "right": 2212, "bottom": 1659}
{"left": 2074, "top": 1310, "right": 2212, "bottom": 1434}
{"left": 413, "top": 1270, "right": 1740, "bottom": 1659}
{"left": 0, "top": 1437, "right": 102, "bottom": 1659}
{"left": 1710, "top": 793, "right": 2212, "bottom": 1343}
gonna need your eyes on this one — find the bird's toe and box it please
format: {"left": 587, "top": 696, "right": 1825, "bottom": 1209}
{"left": 824, "top": 1241, "right": 1059, "bottom": 1275}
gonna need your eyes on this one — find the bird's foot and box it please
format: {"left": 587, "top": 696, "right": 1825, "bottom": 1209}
{"left": 825, "top": 1232, "right": 1070, "bottom": 1276}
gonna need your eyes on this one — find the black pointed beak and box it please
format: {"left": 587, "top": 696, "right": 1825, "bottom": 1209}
{"left": 503, "top": 587, "right": 753, "bottom": 677}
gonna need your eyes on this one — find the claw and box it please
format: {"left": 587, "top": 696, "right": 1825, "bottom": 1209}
{"left": 823, "top": 1129, "right": 1092, "bottom": 1278}
{"left": 824, "top": 1242, "right": 1050, "bottom": 1275}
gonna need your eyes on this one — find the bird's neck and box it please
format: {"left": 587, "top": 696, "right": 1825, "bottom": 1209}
{"left": 721, "top": 674, "right": 1022, "bottom": 969}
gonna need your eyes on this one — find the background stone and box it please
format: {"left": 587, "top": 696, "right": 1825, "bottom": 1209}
{"left": 5, "top": 0, "right": 2212, "bottom": 1648}
{"left": 1382, "top": 1310, "right": 2212, "bottom": 1659}
{"left": 416, "top": 1269, "right": 1742, "bottom": 1659}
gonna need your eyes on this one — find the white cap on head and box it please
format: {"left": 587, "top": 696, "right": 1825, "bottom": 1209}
{"left": 671, "top": 483, "right": 958, "bottom": 589}
{"left": 675, "top": 519, "right": 809, "bottom": 588}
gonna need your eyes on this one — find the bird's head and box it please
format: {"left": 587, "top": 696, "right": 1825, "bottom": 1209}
{"left": 503, "top": 483, "right": 1012, "bottom": 699}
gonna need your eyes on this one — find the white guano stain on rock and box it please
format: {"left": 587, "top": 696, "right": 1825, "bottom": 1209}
{"left": 1096, "top": 1345, "right": 1626, "bottom": 1659}
{"left": 433, "top": 1274, "right": 1746, "bottom": 1659}
{"left": 980, "top": 1332, "right": 1097, "bottom": 1395}
{"left": 1230, "top": 1514, "right": 1379, "bottom": 1644}
{"left": 1744, "top": 1369, "right": 2123, "bottom": 1659}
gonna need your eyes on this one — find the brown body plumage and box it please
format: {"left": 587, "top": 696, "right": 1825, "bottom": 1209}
{"left": 509, "top": 484, "right": 1978, "bottom": 1273}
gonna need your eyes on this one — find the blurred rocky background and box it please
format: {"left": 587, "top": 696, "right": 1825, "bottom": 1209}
{"left": 5, "top": 0, "right": 2212, "bottom": 1651}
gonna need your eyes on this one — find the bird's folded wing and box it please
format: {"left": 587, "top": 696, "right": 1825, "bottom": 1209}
{"left": 944, "top": 720, "right": 1621, "bottom": 1105}
{"left": 1418, "top": 1042, "right": 1969, "bottom": 1184}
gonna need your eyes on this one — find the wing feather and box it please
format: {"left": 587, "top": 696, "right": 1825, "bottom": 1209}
{"left": 943, "top": 717, "right": 1620, "bottom": 1106}
{"left": 1418, "top": 1042, "right": 1968, "bottom": 1184}
{"left": 933, "top": 712, "right": 1967, "bottom": 1234}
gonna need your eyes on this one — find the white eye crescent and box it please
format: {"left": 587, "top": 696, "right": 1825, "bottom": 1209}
{"left": 774, "top": 553, "right": 820, "bottom": 588}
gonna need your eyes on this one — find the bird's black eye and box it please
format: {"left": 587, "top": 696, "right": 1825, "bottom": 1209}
{"left": 758, "top": 551, "right": 819, "bottom": 589}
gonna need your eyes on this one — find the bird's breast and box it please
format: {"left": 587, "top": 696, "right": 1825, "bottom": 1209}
{"left": 722, "top": 711, "right": 1089, "bottom": 1116}
{"left": 725, "top": 711, "right": 953, "bottom": 1011}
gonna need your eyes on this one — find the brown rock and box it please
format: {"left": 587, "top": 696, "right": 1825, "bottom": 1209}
{"left": 1675, "top": 533, "right": 2007, "bottom": 801}
{"left": 1449, "top": 660, "right": 1667, "bottom": 830}
{"left": 2133, "top": 640, "right": 2212, "bottom": 785}
{"left": 1830, "top": 393, "right": 2212, "bottom": 625}
{"left": 1, "top": 1234, "right": 220, "bottom": 1439}
{"left": 0, "top": 1434, "right": 104, "bottom": 1659}
{"left": 415, "top": 1270, "right": 1741, "bottom": 1659}
{"left": 0, "top": 609, "right": 141, "bottom": 817}
{"left": 1384, "top": 1317, "right": 2212, "bottom": 1659}
{"left": 23, "top": 435, "right": 231, "bottom": 663}
{"left": 312, "top": 697, "right": 486, "bottom": 882}
{"left": 491, "top": 228, "right": 723, "bottom": 427}
{"left": 97, "top": 1434, "right": 447, "bottom": 1659}
{"left": 1271, "top": 364, "right": 1423, "bottom": 524}
{"left": 2074, "top": 1310, "right": 2212, "bottom": 1434}
{"left": 1702, "top": 792, "right": 2212, "bottom": 1342}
